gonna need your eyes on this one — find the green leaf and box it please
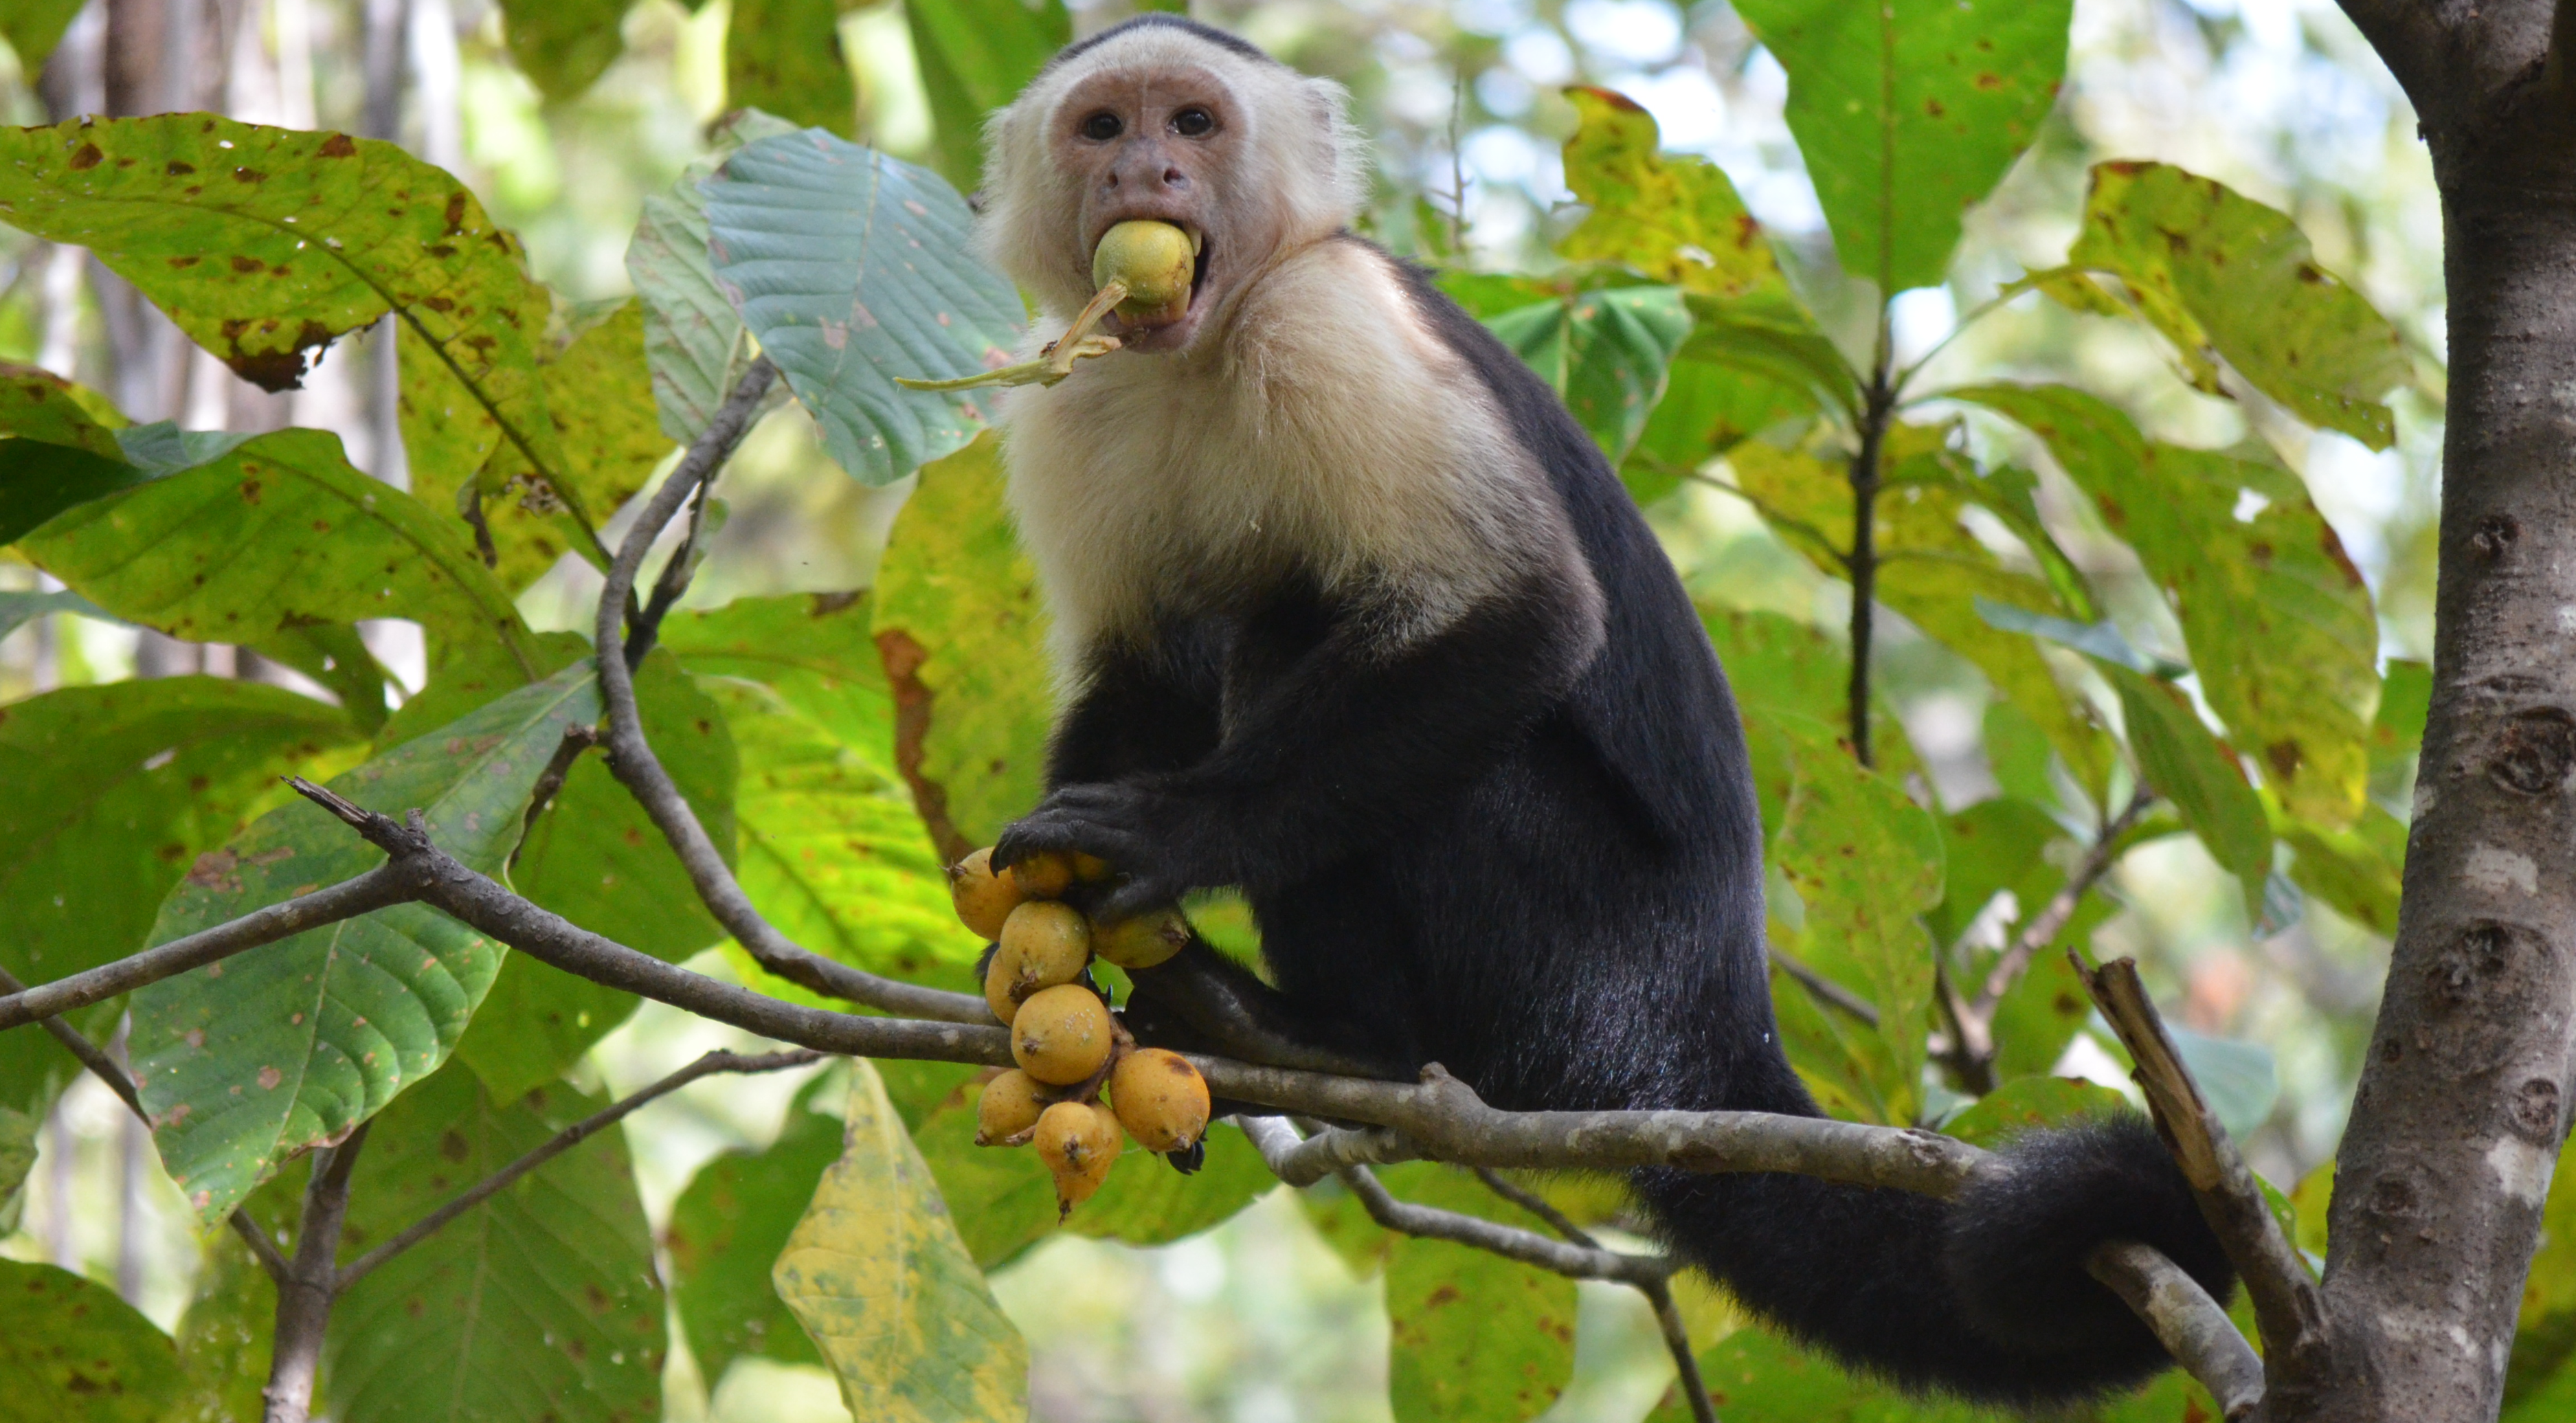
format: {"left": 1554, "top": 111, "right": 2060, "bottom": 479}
{"left": 906, "top": 0, "right": 1071, "bottom": 190}
{"left": 870, "top": 434, "right": 1053, "bottom": 856}
{"left": 424, "top": 300, "right": 675, "bottom": 591}
{"left": 727, "top": 0, "right": 856, "bottom": 134}
{"left": 0, "top": 0, "right": 87, "bottom": 74}
{"left": 0, "top": 433, "right": 160, "bottom": 542}
{"left": 497, "top": 0, "right": 628, "bottom": 102}
{"left": 669, "top": 1089, "right": 843, "bottom": 1381}
{"left": 662, "top": 590, "right": 886, "bottom": 736}
{"left": 132, "top": 664, "right": 603, "bottom": 1221}
{"left": 327, "top": 1070, "right": 664, "bottom": 1423}
{"left": 2165, "top": 1024, "right": 2278, "bottom": 1141}
{"left": 0, "top": 1259, "right": 184, "bottom": 1422}
{"left": 1733, "top": 0, "right": 2074, "bottom": 293}
{"left": 1989, "top": 937, "right": 2104, "bottom": 1084}
{"left": 1964, "top": 384, "right": 2379, "bottom": 826}
{"left": 1383, "top": 1165, "right": 1576, "bottom": 1421}
{"left": 2070, "top": 161, "right": 2407, "bottom": 449}
{"left": 0, "top": 1105, "right": 34, "bottom": 1215}
{"left": 2278, "top": 803, "right": 2405, "bottom": 936}
{"left": 1624, "top": 355, "right": 1817, "bottom": 503}
{"left": 2371, "top": 657, "right": 2430, "bottom": 802}
{"left": 166, "top": 1224, "right": 278, "bottom": 1423}
{"left": 774, "top": 1059, "right": 1029, "bottom": 1422}
{"left": 703, "top": 131, "right": 1025, "bottom": 484}
{"left": 2105, "top": 664, "right": 2272, "bottom": 915}
{"left": 0, "top": 117, "right": 561, "bottom": 502}
{"left": 1677, "top": 289, "right": 1859, "bottom": 421}
{"left": 1941, "top": 1075, "right": 2130, "bottom": 1147}
{"left": 1666, "top": 1327, "right": 1987, "bottom": 1422}
{"left": 1923, "top": 796, "right": 2060, "bottom": 949}
{"left": 1773, "top": 730, "right": 1944, "bottom": 1124}
{"left": 1558, "top": 87, "right": 1782, "bottom": 300}
{"left": 627, "top": 113, "right": 802, "bottom": 444}
{"left": 19, "top": 427, "right": 536, "bottom": 683}
{"left": 1475, "top": 283, "right": 1692, "bottom": 465}
{"left": 1699, "top": 607, "right": 1914, "bottom": 838}
{"left": 0, "top": 677, "right": 357, "bottom": 997}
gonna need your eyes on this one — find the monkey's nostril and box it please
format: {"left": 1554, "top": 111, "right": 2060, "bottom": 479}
{"left": 1162, "top": 168, "right": 1187, "bottom": 187}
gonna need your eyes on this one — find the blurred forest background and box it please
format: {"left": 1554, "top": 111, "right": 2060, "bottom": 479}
{"left": 0, "top": 1, "right": 2442, "bottom": 1419}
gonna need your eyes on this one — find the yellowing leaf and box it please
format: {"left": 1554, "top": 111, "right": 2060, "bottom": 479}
{"left": 1560, "top": 87, "right": 1781, "bottom": 299}
{"left": 774, "top": 1059, "right": 1030, "bottom": 1423}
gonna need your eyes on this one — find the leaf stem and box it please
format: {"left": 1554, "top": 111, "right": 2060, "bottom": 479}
{"left": 1846, "top": 327, "right": 1897, "bottom": 766}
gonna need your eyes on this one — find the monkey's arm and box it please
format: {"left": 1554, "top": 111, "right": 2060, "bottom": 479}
{"left": 998, "top": 574, "right": 1600, "bottom": 917}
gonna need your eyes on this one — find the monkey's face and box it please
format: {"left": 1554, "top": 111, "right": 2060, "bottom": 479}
{"left": 1048, "top": 65, "right": 1262, "bottom": 353}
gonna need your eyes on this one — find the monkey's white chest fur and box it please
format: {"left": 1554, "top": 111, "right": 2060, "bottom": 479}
{"left": 996, "top": 242, "right": 1560, "bottom": 659}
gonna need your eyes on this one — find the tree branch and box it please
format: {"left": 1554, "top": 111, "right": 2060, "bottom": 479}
{"left": 0, "top": 864, "right": 418, "bottom": 1031}
{"left": 1943, "top": 788, "right": 2155, "bottom": 1093}
{"left": 335, "top": 1048, "right": 822, "bottom": 1290}
{"left": 2076, "top": 954, "right": 2327, "bottom": 1373}
{"left": 2088, "top": 1240, "right": 2265, "bottom": 1420}
{"left": 262, "top": 1123, "right": 367, "bottom": 1423}
{"left": 581, "top": 357, "right": 989, "bottom": 1025}
{"left": 2329, "top": 1, "right": 2454, "bottom": 112}
{"left": 1845, "top": 337, "right": 1897, "bottom": 766}
{"left": 1771, "top": 945, "right": 1882, "bottom": 1028}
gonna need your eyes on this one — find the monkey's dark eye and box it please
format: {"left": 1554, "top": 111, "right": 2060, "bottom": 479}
{"left": 1079, "top": 112, "right": 1123, "bottom": 142}
{"left": 1173, "top": 107, "right": 1214, "bottom": 137}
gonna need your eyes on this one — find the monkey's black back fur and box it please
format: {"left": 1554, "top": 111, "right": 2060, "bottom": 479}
{"left": 1030, "top": 242, "right": 2236, "bottom": 1404}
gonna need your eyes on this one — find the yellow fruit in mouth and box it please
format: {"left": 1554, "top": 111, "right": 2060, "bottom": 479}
{"left": 1011, "top": 983, "right": 1115, "bottom": 1085}
{"left": 1092, "top": 219, "right": 1198, "bottom": 326}
{"left": 1109, "top": 1048, "right": 1210, "bottom": 1153}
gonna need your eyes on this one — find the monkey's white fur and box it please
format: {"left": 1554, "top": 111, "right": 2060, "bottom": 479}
{"left": 977, "top": 25, "right": 1600, "bottom": 666}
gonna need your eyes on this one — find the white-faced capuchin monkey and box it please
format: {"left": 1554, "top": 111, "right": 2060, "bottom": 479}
{"left": 978, "top": 16, "right": 2233, "bottom": 1406}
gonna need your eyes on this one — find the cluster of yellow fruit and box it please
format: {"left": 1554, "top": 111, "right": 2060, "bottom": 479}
{"left": 948, "top": 847, "right": 1211, "bottom": 1216}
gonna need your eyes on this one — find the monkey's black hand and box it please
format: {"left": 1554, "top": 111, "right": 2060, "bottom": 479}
{"left": 994, "top": 780, "right": 1213, "bottom": 919}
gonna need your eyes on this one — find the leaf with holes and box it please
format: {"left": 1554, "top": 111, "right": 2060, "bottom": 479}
{"left": 1560, "top": 87, "right": 1782, "bottom": 300}
{"left": 0, "top": 116, "right": 559, "bottom": 497}
{"left": 1734, "top": 0, "right": 2073, "bottom": 293}
{"left": 702, "top": 130, "right": 1025, "bottom": 484}
{"left": 870, "top": 434, "right": 1052, "bottom": 857}
{"left": 131, "top": 664, "right": 601, "bottom": 1221}
{"left": 326, "top": 1068, "right": 664, "bottom": 1423}
{"left": 2070, "top": 161, "right": 2407, "bottom": 449}
{"left": 1962, "top": 383, "right": 2378, "bottom": 826}
{"left": 774, "top": 1059, "right": 1029, "bottom": 1423}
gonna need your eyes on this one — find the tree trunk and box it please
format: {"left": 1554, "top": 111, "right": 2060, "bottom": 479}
{"left": 2276, "top": 33, "right": 2576, "bottom": 1413}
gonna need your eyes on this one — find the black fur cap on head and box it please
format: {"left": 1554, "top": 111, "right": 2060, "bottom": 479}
{"left": 1043, "top": 14, "right": 1277, "bottom": 76}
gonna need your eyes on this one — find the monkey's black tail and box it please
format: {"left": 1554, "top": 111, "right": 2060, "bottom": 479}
{"left": 1633, "top": 1110, "right": 2237, "bottom": 1406}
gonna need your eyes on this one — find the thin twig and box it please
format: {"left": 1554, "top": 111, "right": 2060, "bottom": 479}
{"left": 1473, "top": 1167, "right": 1599, "bottom": 1246}
{"left": 262, "top": 1123, "right": 368, "bottom": 1423}
{"left": 583, "top": 358, "right": 989, "bottom": 1024}
{"left": 335, "top": 1048, "right": 822, "bottom": 1289}
{"left": 2088, "top": 1240, "right": 2265, "bottom": 1419}
{"left": 1770, "top": 945, "right": 1881, "bottom": 1028}
{"left": 0, "top": 965, "right": 289, "bottom": 1280}
{"left": 1846, "top": 337, "right": 1897, "bottom": 766}
{"left": 0, "top": 864, "right": 416, "bottom": 1031}
{"left": 2077, "top": 954, "right": 2327, "bottom": 1374}
{"left": 509, "top": 725, "right": 601, "bottom": 872}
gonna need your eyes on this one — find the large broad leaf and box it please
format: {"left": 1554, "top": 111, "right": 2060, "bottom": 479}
{"left": 327, "top": 1069, "right": 663, "bottom": 1423}
{"left": 0, "top": 1259, "right": 186, "bottom": 1422}
{"left": 906, "top": 0, "right": 1071, "bottom": 190}
{"left": 0, "top": 677, "right": 356, "bottom": 1000}
{"left": 132, "top": 664, "right": 602, "bottom": 1221}
{"left": 1659, "top": 1327, "right": 1988, "bottom": 1422}
{"left": 412, "top": 300, "right": 675, "bottom": 592}
{"left": 1942, "top": 1075, "right": 2131, "bottom": 1147}
{"left": 1701, "top": 606, "right": 1916, "bottom": 840}
{"left": 1560, "top": 87, "right": 1782, "bottom": 300}
{"left": 1923, "top": 796, "right": 2108, "bottom": 1082}
{"left": 773, "top": 1059, "right": 1029, "bottom": 1422}
{"left": 1453, "top": 276, "right": 1692, "bottom": 465}
{"left": 627, "top": 113, "right": 801, "bottom": 444}
{"left": 1772, "top": 730, "right": 1944, "bottom": 1125}
{"left": 167, "top": 1225, "right": 279, "bottom": 1423}
{"left": 728, "top": 0, "right": 857, "bottom": 134}
{"left": 702, "top": 131, "right": 1025, "bottom": 484}
{"left": 496, "top": 0, "right": 627, "bottom": 102}
{"left": 1382, "top": 1164, "right": 1578, "bottom": 1422}
{"left": 19, "top": 426, "right": 538, "bottom": 692}
{"left": 1734, "top": 0, "right": 2073, "bottom": 294}
{"left": 2105, "top": 665, "right": 2272, "bottom": 917}
{"left": 2068, "top": 161, "right": 2406, "bottom": 449}
{"left": 870, "top": 434, "right": 1053, "bottom": 857}
{"left": 0, "top": 117, "right": 559, "bottom": 500}
{"left": 668, "top": 1085, "right": 844, "bottom": 1382}
{"left": 1962, "top": 384, "right": 2378, "bottom": 826}
{"left": 2278, "top": 802, "right": 2406, "bottom": 937}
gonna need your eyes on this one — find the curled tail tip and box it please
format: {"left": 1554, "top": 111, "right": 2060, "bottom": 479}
{"left": 1947, "top": 1112, "right": 2238, "bottom": 1358}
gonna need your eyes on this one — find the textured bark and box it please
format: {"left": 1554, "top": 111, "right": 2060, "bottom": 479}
{"left": 2281, "top": 19, "right": 2576, "bottom": 1413}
